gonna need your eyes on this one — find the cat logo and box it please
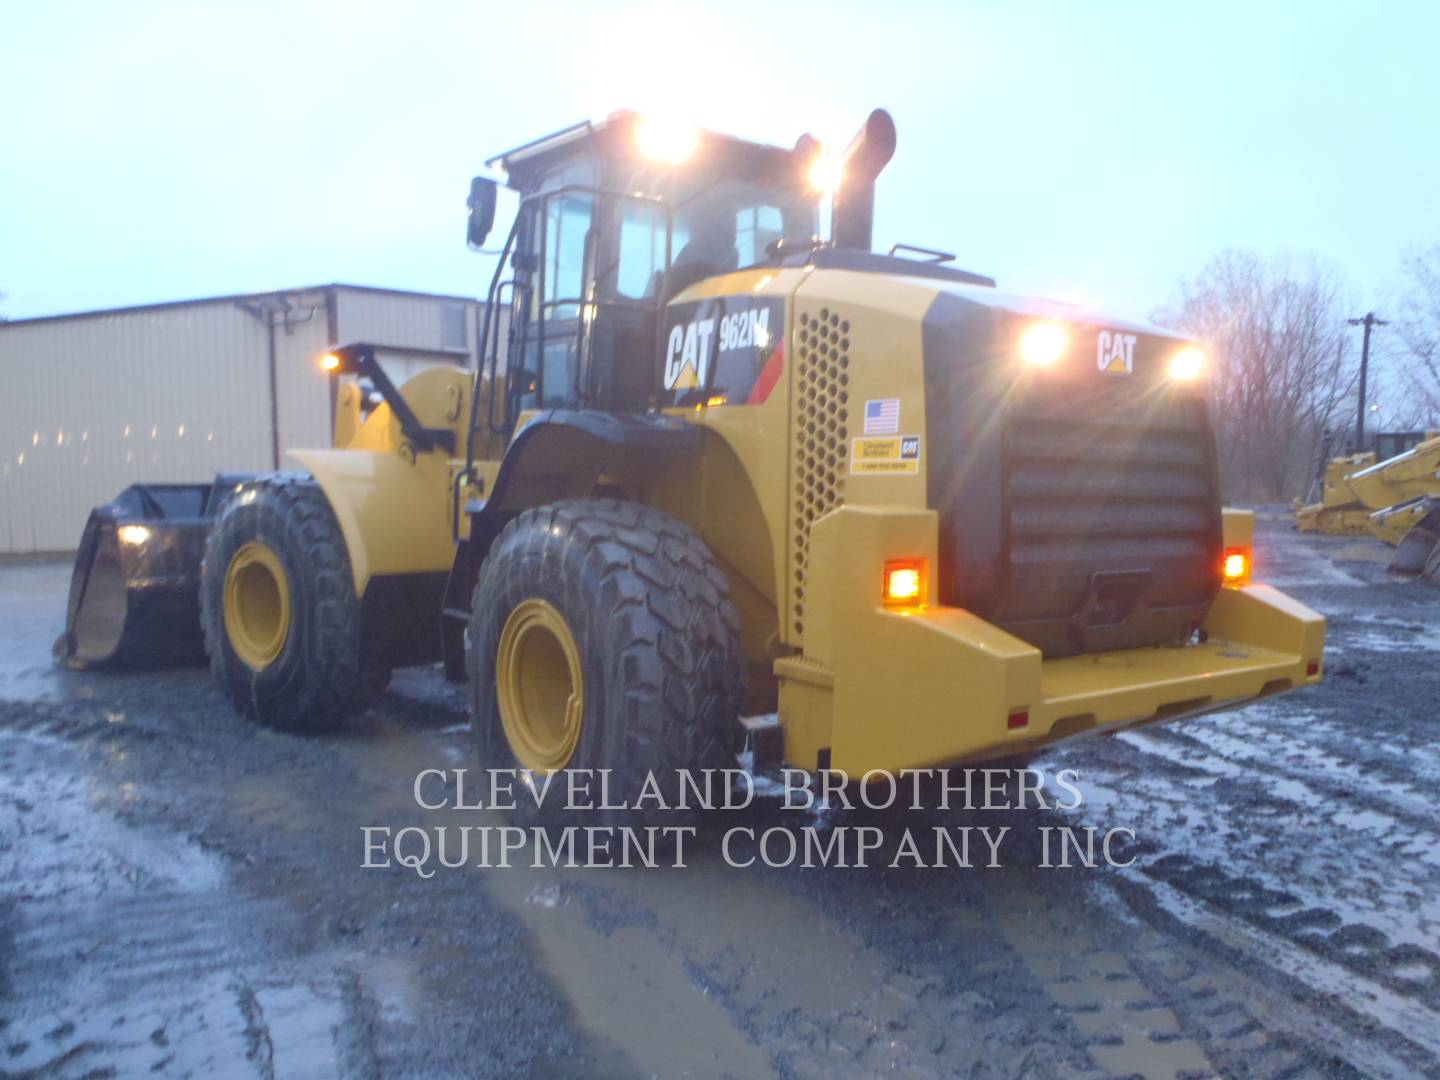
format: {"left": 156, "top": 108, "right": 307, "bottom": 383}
{"left": 664, "top": 317, "right": 716, "bottom": 390}
{"left": 1096, "top": 330, "right": 1137, "bottom": 376}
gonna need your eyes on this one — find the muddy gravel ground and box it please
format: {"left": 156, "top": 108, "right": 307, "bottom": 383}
{"left": 2, "top": 510, "right": 1438, "bottom": 1079}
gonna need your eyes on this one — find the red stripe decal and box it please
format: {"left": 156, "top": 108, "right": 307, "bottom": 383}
{"left": 746, "top": 341, "right": 785, "bottom": 405}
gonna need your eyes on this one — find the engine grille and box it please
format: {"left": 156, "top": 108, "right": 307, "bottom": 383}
{"left": 789, "top": 306, "right": 852, "bottom": 642}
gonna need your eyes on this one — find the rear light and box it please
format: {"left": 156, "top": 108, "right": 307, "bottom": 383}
{"left": 883, "top": 559, "right": 925, "bottom": 606}
{"left": 1007, "top": 710, "right": 1030, "bottom": 730}
{"left": 1222, "top": 547, "right": 1251, "bottom": 585}
{"left": 1307, "top": 660, "right": 1320, "bottom": 677}
{"left": 1018, "top": 321, "right": 1068, "bottom": 368}
{"left": 1167, "top": 346, "right": 1207, "bottom": 382}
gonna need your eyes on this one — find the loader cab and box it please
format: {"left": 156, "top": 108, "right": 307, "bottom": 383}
{"left": 472, "top": 113, "right": 821, "bottom": 436}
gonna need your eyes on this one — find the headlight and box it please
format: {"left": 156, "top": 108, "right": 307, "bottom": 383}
{"left": 117, "top": 524, "right": 152, "bottom": 546}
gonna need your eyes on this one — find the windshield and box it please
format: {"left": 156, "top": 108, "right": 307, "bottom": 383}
{"left": 602, "top": 172, "right": 818, "bottom": 301}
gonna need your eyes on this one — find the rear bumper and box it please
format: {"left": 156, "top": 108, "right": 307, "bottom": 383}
{"left": 776, "top": 506, "right": 1325, "bottom": 774}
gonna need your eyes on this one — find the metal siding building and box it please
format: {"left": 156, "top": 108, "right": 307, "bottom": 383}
{"left": 0, "top": 285, "right": 484, "bottom": 554}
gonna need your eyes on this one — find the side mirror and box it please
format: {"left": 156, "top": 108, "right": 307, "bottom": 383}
{"left": 467, "top": 177, "right": 498, "bottom": 249}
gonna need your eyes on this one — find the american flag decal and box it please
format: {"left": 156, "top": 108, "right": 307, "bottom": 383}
{"left": 864, "top": 398, "right": 900, "bottom": 435}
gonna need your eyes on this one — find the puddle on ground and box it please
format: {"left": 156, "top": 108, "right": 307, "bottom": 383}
{"left": 0, "top": 734, "right": 225, "bottom": 901}
{"left": 335, "top": 724, "right": 777, "bottom": 1080}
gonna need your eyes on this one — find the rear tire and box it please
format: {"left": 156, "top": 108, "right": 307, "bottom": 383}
{"left": 468, "top": 499, "right": 746, "bottom": 829}
{"left": 201, "top": 474, "right": 389, "bottom": 730}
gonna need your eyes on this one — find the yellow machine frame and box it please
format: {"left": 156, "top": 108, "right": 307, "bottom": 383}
{"left": 309, "top": 265, "right": 1324, "bottom": 776}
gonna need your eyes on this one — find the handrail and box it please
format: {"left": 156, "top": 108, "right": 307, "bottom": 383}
{"left": 472, "top": 183, "right": 675, "bottom": 447}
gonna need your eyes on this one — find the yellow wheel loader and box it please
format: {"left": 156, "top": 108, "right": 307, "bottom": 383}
{"left": 61, "top": 110, "right": 1327, "bottom": 795}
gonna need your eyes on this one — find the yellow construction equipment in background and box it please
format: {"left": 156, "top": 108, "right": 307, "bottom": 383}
{"left": 1294, "top": 433, "right": 1440, "bottom": 580}
{"left": 61, "top": 110, "right": 1328, "bottom": 817}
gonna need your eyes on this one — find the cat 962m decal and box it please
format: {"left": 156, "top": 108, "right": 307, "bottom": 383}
{"left": 662, "top": 296, "right": 786, "bottom": 406}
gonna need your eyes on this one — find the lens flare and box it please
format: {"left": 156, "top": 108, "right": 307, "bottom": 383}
{"left": 807, "top": 150, "right": 844, "bottom": 195}
{"left": 635, "top": 116, "right": 699, "bottom": 164}
{"left": 1169, "top": 346, "right": 1206, "bottom": 382}
{"left": 1018, "top": 321, "right": 1069, "bottom": 368}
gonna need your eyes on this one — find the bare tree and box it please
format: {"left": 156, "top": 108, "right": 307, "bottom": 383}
{"left": 1153, "top": 251, "right": 1356, "bottom": 501}
{"left": 1392, "top": 245, "right": 1440, "bottom": 417}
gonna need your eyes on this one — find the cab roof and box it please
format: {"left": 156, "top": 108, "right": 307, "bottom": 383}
{"left": 485, "top": 112, "right": 812, "bottom": 192}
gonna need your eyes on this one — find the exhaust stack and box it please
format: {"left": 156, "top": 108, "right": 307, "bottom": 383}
{"left": 830, "top": 108, "right": 897, "bottom": 252}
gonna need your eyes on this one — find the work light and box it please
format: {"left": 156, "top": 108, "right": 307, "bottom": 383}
{"left": 1169, "top": 346, "right": 1206, "bottom": 382}
{"left": 1018, "top": 321, "right": 1068, "bottom": 368}
{"left": 635, "top": 117, "right": 699, "bottom": 164}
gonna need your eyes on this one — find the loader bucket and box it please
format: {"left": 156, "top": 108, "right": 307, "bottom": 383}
{"left": 1388, "top": 499, "right": 1440, "bottom": 583}
{"left": 54, "top": 479, "right": 243, "bottom": 668}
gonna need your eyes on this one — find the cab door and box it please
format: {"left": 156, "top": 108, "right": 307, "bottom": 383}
{"left": 509, "top": 187, "right": 594, "bottom": 414}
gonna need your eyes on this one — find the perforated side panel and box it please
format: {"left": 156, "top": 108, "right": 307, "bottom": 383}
{"left": 790, "top": 306, "right": 852, "bottom": 641}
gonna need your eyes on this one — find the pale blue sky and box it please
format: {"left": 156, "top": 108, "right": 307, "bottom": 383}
{"left": 2, "top": 0, "right": 1436, "bottom": 326}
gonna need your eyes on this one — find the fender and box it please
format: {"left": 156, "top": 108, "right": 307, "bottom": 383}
{"left": 437, "top": 411, "right": 704, "bottom": 682}
{"left": 475, "top": 409, "right": 703, "bottom": 520}
{"left": 288, "top": 447, "right": 455, "bottom": 597}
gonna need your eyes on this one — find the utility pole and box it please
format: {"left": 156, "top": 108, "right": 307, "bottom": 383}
{"left": 1347, "top": 311, "right": 1388, "bottom": 450}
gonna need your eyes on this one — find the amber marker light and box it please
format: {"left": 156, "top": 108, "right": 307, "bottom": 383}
{"left": 883, "top": 559, "right": 925, "bottom": 606}
{"left": 1222, "top": 548, "right": 1251, "bottom": 585}
{"left": 320, "top": 352, "right": 342, "bottom": 372}
{"left": 1018, "top": 321, "right": 1069, "bottom": 368}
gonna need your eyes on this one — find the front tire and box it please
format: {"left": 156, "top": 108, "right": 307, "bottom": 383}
{"left": 468, "top": 499, "right": 746, "bottom": 828}
{"left": 201, "top": 474, "right": 389, "bottom": 730}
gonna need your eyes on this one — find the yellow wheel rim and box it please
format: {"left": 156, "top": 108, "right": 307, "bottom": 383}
{"left": 496, "top": 598, "right": 584, "bottom": 773}
{"left": 223, "top": 540, "right": 291, "bottom": 670}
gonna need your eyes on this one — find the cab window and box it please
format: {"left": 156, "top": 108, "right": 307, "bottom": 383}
{"left": 542, "top": 192, "right": 592, "bottom": 321}
{"left": 612, "top": 201, "right": 671, "bottom": 300}
{"left": 735, "top": 204, "right": 785, "bottom": 268}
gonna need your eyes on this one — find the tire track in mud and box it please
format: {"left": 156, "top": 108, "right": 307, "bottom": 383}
{"left": 1041, "top": 718, "right": 1440, "bottom": 1071}
{"left": 1120, "top": 875, "right": 1440, "bottom": 1070}
{"left": 0, "top": 702, "right": 602, "bottom": 1079}
{"left": 1095, "top": 882, "right": 1390, "bottom": 1079}
{"left": 1070, "top": 724, "right": 1440, "bottom": 1000}
{"left": 725, "top": 801, "right": 1388, "bottom": 1080}
{"left": 558, "top": 845, "right": 1084, "bottom": 1080}
{"left": 984, "top": 876, "right": 1216, "bottom": 1080}
{"left": 0, "top": 726, "right": 384, "bottom": 1079}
